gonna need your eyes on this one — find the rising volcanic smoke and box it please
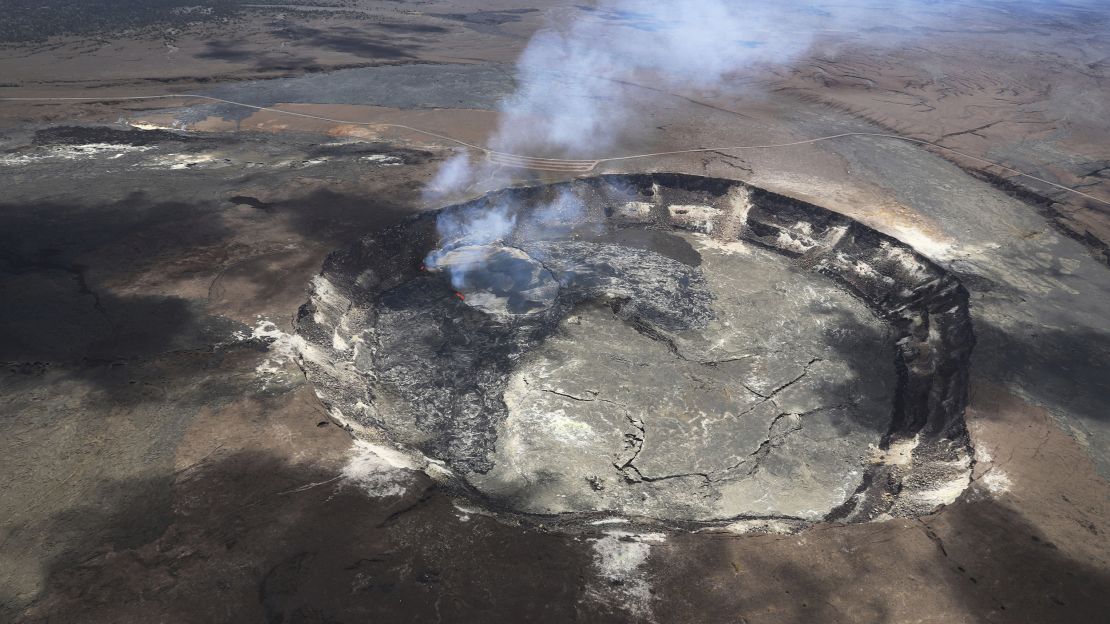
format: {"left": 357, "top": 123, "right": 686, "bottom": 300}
{"left": 428, "top": 0, "right": 818, "bottom": 198}
{"left": 425, "top": 0, "right": 824, "bottom": 285}
{"left": 422, "top": 0, "right": 1045, "bottom": 286}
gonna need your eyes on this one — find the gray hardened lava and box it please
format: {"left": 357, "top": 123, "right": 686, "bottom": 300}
{"left": 294, "top": 173, "right": 975, "bottom": 530}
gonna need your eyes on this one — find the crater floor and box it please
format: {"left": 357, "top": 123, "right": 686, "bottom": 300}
{"left": 296, "top": 173, "right": 974, "bottom": 527}
{"left": 474, "top": 235, "right": 894, "bottom": 520}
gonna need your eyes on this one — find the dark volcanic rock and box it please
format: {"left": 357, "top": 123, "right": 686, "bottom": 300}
{"left": 33, "top": 126, "right": 201, "bottom": 147}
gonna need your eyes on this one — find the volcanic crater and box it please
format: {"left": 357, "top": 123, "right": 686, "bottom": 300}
{"left": 295, "top": 173, "right": 975, "bottom": 528}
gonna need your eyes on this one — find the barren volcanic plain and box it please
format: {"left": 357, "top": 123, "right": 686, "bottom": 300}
{"left": 1, "top": 1, "right": 1109, "bottom": 623}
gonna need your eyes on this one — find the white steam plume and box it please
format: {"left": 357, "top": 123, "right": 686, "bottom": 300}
{"left": 491, "top": 0, "right": 813, "bottom": 159}
{"left": 423, "top": 0, "right": 1095, "bottom": 279}
{"left": 424, "top": 0, "right": 897, "bottom": 198}
{"left": 421, "top": 0, "right": 853, "bottom": 284}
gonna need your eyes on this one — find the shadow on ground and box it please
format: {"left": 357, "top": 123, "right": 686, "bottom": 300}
{"left": 0, "top": 193, "right": 240, "bottom": 362}
{"left": 6, "top": 449, "right": 590, "bottom": 624}
{"left": 973, "top": 321, "right": 1110, "bottom": 427}
{"left": 7, "top": 443, "right": 1109, "bottom": 623}
{"left": 651, "top": 500, "right": 1110, "bottom": 624}
{"left": 0, "top": 183, "right": 417, "bottom": 364}
{"left": 197, "top": 23, "right": 428, "bottom": 72}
